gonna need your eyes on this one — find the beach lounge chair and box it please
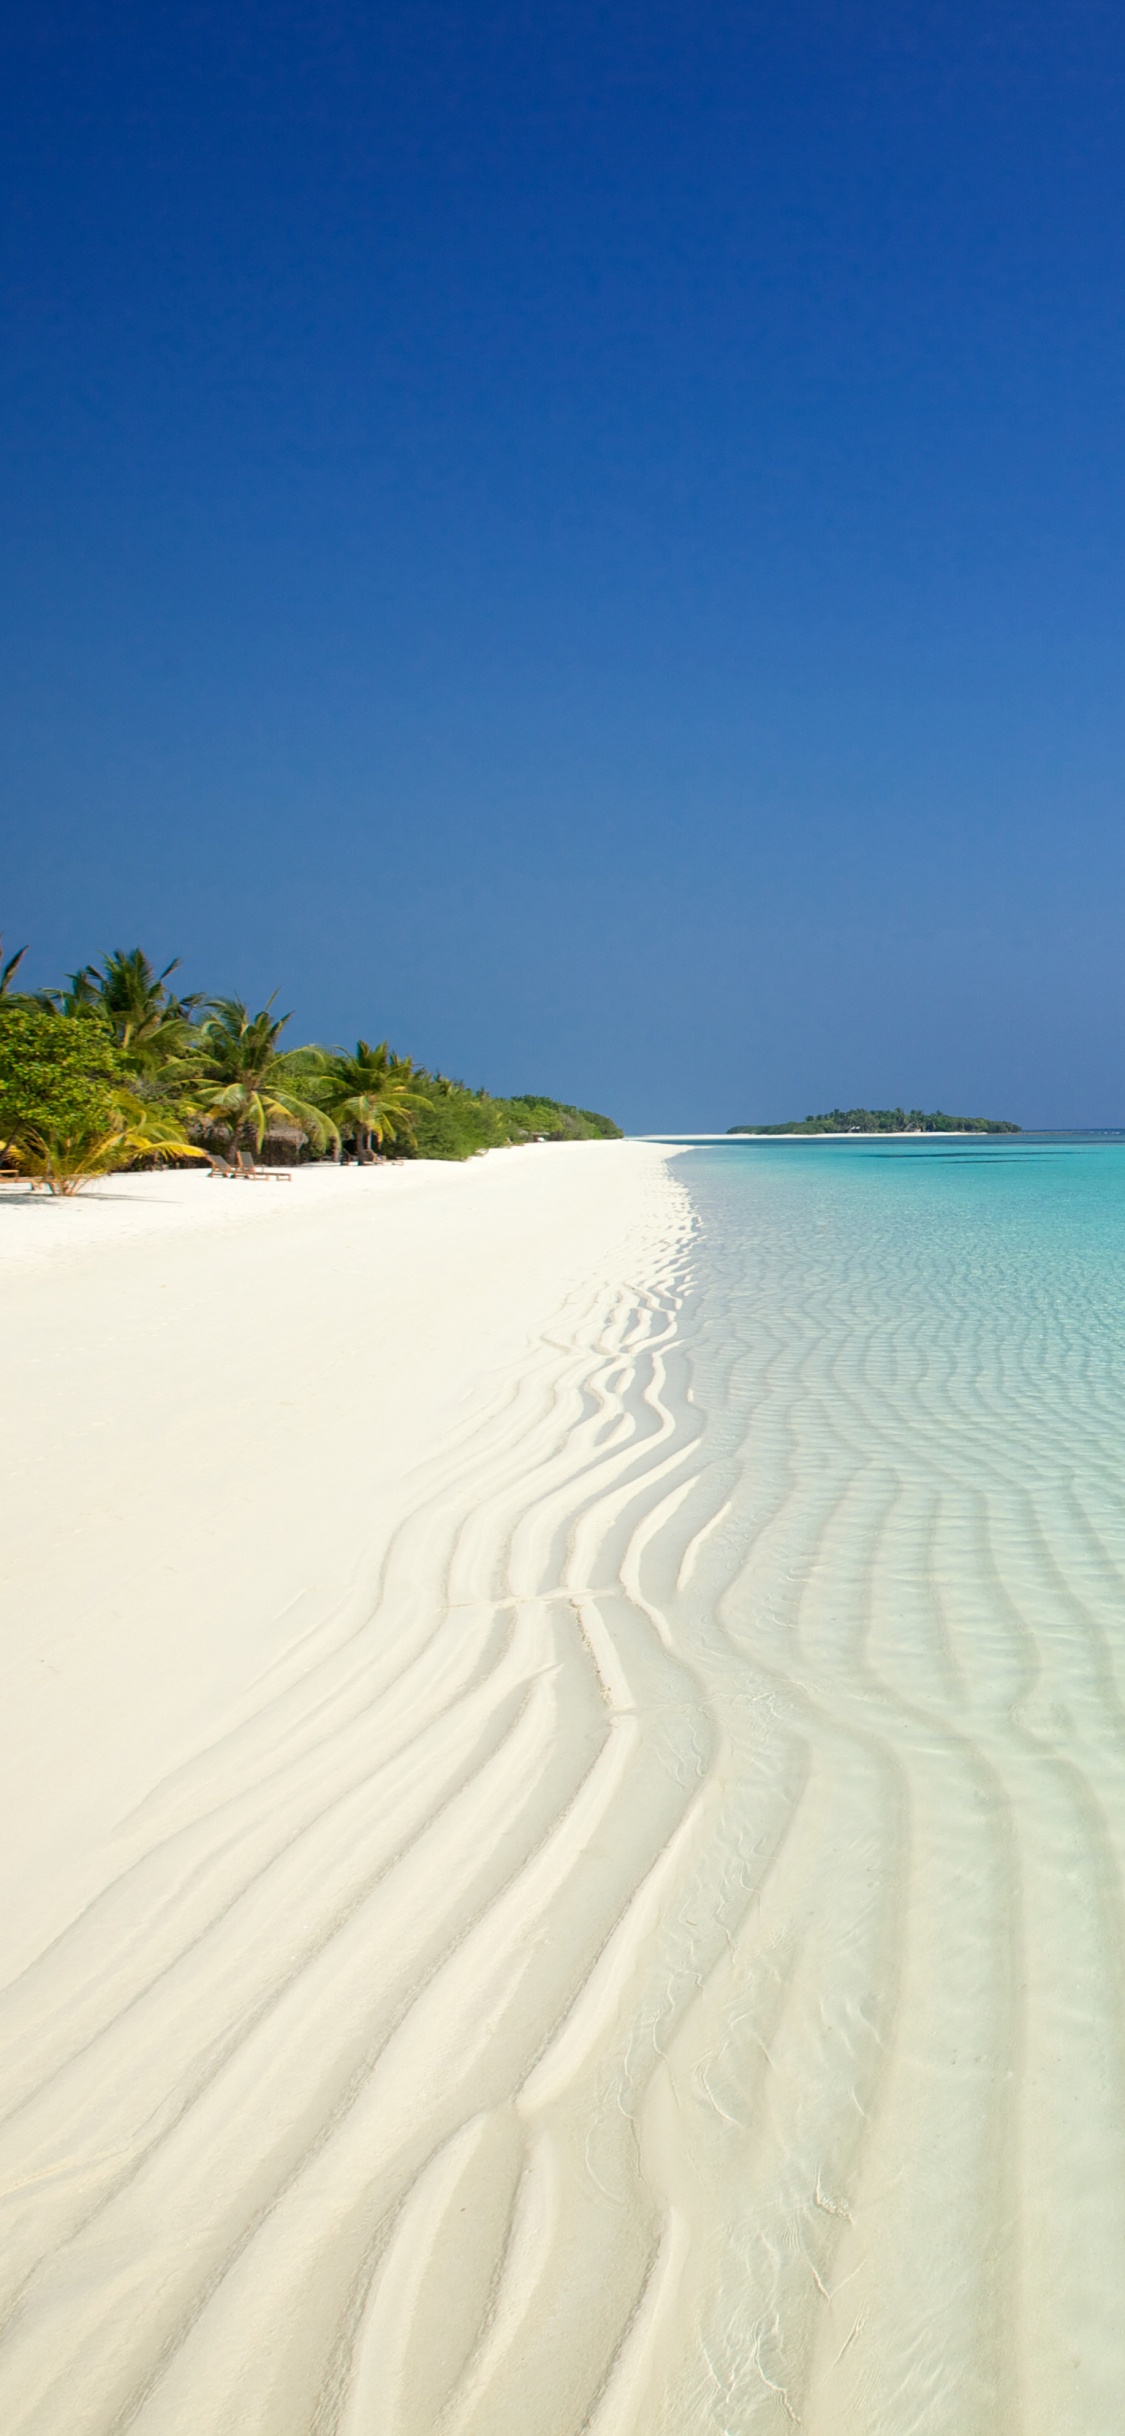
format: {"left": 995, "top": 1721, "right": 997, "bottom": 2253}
{"left": 207, "top": 1157, "right": 291, "bottom": 1182}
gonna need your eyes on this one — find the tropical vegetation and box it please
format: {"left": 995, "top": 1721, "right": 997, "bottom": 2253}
{"left": 729, "top": 1107, "right": 1020, "bottom": 1135}
{"left": 190, "top": 998, "right": 338, "bottom": 1168}
{"left": 0, "top": 1004, "right": 205, "bottom": 1193}
{"left": 0, "top": 936, "right": 620, "bottom": 1190}
{"left": 318, "top": 1038, "right": 431, "bottom": 1161}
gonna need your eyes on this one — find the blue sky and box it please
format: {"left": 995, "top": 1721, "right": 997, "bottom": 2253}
{"left": 4, "top": 1, "right": 1125, "bottom": 1129}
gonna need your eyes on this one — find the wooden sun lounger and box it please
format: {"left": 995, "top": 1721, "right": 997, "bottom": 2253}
{"left": 207, "top": 1159, "right": 291, "bottom": 1182}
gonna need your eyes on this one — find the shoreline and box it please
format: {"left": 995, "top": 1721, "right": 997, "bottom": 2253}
{"left": 9, "top": 1132, "right": 1125, "bottom": 2424}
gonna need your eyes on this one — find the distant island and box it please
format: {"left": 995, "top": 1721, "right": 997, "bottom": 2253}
{"left": 729, "top": 1107, "right": 1021, "bottom": 1136}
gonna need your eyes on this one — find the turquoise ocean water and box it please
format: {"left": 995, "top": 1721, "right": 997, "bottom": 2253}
{"left": 659, "top": 1133, "right": 1125, "bottom": 2431}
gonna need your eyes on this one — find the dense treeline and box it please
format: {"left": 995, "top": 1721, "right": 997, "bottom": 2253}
{"left": 0, "top": 941, "right": 619, "bottom": 1193}
{"left": 729, "top": 1107, "right": 1021, "bottom": 1135}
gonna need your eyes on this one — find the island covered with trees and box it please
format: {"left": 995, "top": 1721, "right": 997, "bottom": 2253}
{"left": 729, "top": 1107, "right": 1020, "bottom": 1136}
{"left": 0, "top": 939, "right": 620, "bottom": 1193}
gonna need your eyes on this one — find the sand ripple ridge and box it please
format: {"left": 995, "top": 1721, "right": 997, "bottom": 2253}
{"left": 6, "top": 1140, "right": 1125, "bottom": 2431}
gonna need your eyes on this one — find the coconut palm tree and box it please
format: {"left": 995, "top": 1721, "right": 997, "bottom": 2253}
{"left": 194, "top": 997, "right": 337, "bottom": 1167}
{"left": 33, "top": 945, "right": 201, "bottom": 1080}
{"left": 320, "top": 1039, "right": 431, "bottom": 1161}
{"left": 11, "top": 1094, "right": 206, "bottom": 1195}
{"left": 89, "top": 947, "right": 203, "bottom": 1070}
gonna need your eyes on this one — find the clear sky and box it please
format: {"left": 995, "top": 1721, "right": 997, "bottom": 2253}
{"left": 4, "top": 1, "right": 1125, "bottom": 1130}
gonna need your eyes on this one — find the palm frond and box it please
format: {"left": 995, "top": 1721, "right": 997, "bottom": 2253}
{"left": 0, "top": 940, "right": 28, "bottom": 997}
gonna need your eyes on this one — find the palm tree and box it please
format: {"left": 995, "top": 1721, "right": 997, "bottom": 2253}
{"left": 35, "top": 946, "right": 201, "bottom": 1076}
{"left": 320, "top": 1039, "right": 431, "bottom": 1161}
{"left": 11, "top": 1093, "right": 206, "bottom": 1196}
{"left": 194, "top": 997, "right": 337, "bottom": 1168}
{"left": 90, "top": 947, "right": 202, "bottom": 1070}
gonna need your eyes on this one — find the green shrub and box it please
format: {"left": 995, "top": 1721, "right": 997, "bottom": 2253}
{"left": 0, "top": 1007, "right": 124, "bottom": 1150}
{"left": 400, "top": 1078, "right": 621, "bottom": 1160}
{"left": 0, "top": 1007, "right": 203, "bottom": 1191}
{"left": 501, "top": 1095, "right": 622, "bottom": 1141}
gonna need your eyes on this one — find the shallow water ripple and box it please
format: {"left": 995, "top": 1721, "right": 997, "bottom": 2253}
{"left": 5, "top": 1139, "right": 1125, "bottom": 2432}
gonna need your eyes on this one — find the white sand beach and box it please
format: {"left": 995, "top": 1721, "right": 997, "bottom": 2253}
{"left": 13, "top": 1134, "right": 1125, "bottom": 2436}
{"left": 0, "top": 1142, "right": 697, "bottom": 2435}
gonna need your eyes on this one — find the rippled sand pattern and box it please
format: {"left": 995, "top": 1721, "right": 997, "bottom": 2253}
{"left": 5, "top": 1137, "right": 1125, "bottom": 2433}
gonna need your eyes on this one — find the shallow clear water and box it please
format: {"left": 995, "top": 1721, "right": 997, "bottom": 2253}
{"left": 661, "top": 1134, "right": 1125, "bottom": 2432}
{"left": 7, "top": 1138, "right": 1125, "bottom": 2436}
